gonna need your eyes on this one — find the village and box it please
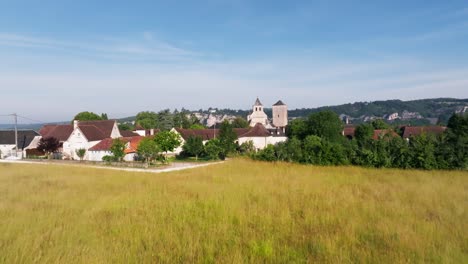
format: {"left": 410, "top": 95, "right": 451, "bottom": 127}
{"left": 0, "top": 97, "right": 448, "bottom": 163}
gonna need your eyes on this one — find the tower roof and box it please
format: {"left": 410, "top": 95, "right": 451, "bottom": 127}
{"left": 273, "top": 100, "right": 286, "bottom": 106}
{"left": 254, "top": 97, "right": 263, "bottom": 106}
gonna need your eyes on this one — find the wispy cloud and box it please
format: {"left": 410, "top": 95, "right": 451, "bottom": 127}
{"left": 0, "top": 32, "right": 199, "bottom": 62}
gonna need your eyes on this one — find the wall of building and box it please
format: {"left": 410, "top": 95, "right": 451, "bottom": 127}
{"left": 273, "top": 105, "right": 288, "bottom": 127}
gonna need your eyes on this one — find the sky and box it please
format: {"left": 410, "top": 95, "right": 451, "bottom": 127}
{"left": 0, "top": 0, "right": 467, "bottom": 122}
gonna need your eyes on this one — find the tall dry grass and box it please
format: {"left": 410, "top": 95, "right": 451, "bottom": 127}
{"left": 0, "top": 159, "right": 467, "bottom": 263}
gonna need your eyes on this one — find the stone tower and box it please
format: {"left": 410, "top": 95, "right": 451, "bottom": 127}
{"left": 247, "top": 98, "right": 269, "bottom": 127}
{"left": 272, "top": 100, "right": 288, "bottom": 128}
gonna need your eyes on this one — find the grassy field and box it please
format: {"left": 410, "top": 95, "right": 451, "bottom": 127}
{"left": 0, "top": 159, "right": 467, "bottom": 263}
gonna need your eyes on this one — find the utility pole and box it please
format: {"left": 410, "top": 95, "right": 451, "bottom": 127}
{"left": 13, "top": 113, "right": 18, "bottom": 157}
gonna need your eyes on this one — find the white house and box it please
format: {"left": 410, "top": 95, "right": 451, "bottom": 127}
{"left": 62, "top": 120, "right": 122, "bottom": 160}
{"left": 172, "top": 123, "right": 287, "bottom": 153}
{"left": 87, "top": 136, "right": 144, "bottom": 161}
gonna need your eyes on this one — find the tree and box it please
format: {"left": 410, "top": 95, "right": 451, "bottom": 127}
{"left": 204, "top": 138, "right": 224, "bottom": 160}
{"left": 118, "top": 123, "right": 133, "bottom": 131}
{"left": 254, "top": 145, "right": 277, "bottom": 162}
{"left": 137, "top": 137, "right": 160, "bottom": 165}
{"left": 306, "top": 111, "right": 344, "bottom": 142}
{"left": 444, "top": 113, "right": 468, "bottom": 169}
{"left": 73, "top": 111, "right": 102, "bottom": 122}
{"left": 189, "top": 124, "right": 205, "bottom": 130}
{"left": 371, "top": 119, "right": 389, "bottom": 129}
{"left": 75, "top": 148, "right": 86, "bottom": 161}
{"left": 218, "top": 120, "right": 237, "bottom": 155}
{"left": 110, "top": 138, "right": 126, "bottom": 162}
{"left": 153, "top": 131, "right": 181, "bottom": 163}
{"left": 100, "top": 113, "right": 108, "bottom": 120}
{"left": 158, "top": 109, "right": 174, "bottom": 131}
{"left": 354, "top": 123, "right": 374, "bottom": 147}
{"left": 408, "top": 134, "right": 437, "bottom": 170}
{"left": 287, "top": 119, "right": 308, "bottom": 139}
{"left": 239, "top": 140, "right": 255, "bottom": 154}
{"left": 37, "top": 137, "right": 60, "bottom": 157}
{"left": 183, "top": 136, "right": 204, "bottom": 160}
{"left": 232, "top": 117, "right": 249, "bottom": 128}
{"left": 136, "top": 111, "right": 158, "bottom": 129}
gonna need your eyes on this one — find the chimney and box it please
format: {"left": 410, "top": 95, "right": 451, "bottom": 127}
{"left": 73, "top": 120, "right": 79, "bottom": 129}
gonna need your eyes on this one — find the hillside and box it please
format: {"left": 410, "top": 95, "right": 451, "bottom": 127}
{"left": 199, "top": 98, "right": 468, "bottom": 125}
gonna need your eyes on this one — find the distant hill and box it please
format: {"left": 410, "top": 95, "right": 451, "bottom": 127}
{"left": 190, "top": 98, "right": 468, "bottom": 125}
{"left": 2, "top": 98, "right": 466, "bottom": 130}
{"left": 288, "top": 98, "right": 468, "bottom": 125}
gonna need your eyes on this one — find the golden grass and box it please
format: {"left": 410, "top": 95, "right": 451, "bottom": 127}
{"left": 0, "top": 159, "right": 467, "bottom": 263}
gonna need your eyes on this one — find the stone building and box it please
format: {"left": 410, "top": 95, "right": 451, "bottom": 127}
{"left": 247, "top": 98, "right": 270, "bottom": 128}
{"left": 272, "top": 100, "right": 288, "bottom": 130}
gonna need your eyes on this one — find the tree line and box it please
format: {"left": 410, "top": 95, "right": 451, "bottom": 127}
{"left": 252, "top": 111, "right": 467, "bottom": 170}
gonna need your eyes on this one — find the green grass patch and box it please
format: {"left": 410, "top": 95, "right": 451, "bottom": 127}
{"left": 0, "top": 159, "right": 467, "bottom": 263}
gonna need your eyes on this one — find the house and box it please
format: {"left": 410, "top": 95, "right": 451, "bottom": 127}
{"left": 133, "top": 125, "right": 159, "bottom": 136}
{"left": 87, "top": 136, "right": 144, "bottom": 161}
{"left": 372, "top": 129, "right": 399, "bottom": 140}
{"left": 38, "top": 124, "right": 74, "bottom": 153}
{"left": 401, "top": 126, "right": 447, "bottom": 139}
{"left": 62, "top": 120, "right": 122, "bottom": 160}
{"left": 172, "top": 123, "right": 287, "bottom": 153}
{"left": 0, "top": 130, "right": 40, "bottom": 158}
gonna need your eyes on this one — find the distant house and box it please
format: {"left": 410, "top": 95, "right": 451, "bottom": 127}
{"left": 372, "top": 129, "right": 399, "bottom": 140}
{"left": 401, "top": 126, "right": 447, "bottom": 139}
{"left": 0, "top": 130, "right": 40, "bottom": 158}
{"left": 87, "top": 136, "right": 144, "bottom": 161}
{"left": 172, "top": 123, "right": 287, "bottom": 153}
{"left": 343, "top": 125, "right": 356, "bottom": 139}
{"left": 62, "top": 120, "right": 122, "bottom": 160}
{"left": 133, "top": 125, "right": 159, "bottom": 137}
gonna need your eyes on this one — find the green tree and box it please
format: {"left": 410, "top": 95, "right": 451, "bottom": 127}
{"left": 218, "top": 120, "right": 238, "bottom": 155}
{"left": 354, "top": 123, "right": 374, "bottom": 147}
{"left": 137, "top": 137, "right": 160, "bottom": 165}
{"left": 239, "top": 140, "right": 255, "bottom": 154}
{"left": 118, "top": 123, "right": 133, "bottom": 131}
{"left": 254, "top": 145, "right": 277, "bottom": 162}
{"left": 183, "top": 136, "right": 204, "bottom": 160}
{"left": 370, "top": 119, "right": 389, "bottom": 129}
{"left": 73, "top": 111, "right": 102, "bottom": 122}
{"left": 100, "top": 113, "right": 108, "bottom": 120}
{"left": 306, "top": 111, "right": 344, "bottom": 142}
{"left": 154, "top": 131, "right": 181, "bottom": 163}
{"left": 231, "top": 117, "right": 249, "bottom": 128}
{"left": 408, "top": 134, "right": 437, "bottom": 169}
{"left": 444, "top": 114, "right": 468, "bottom": 169}
{"left": 204, "top": 138, "right": 224, "bottom": 160}
{"left": 189, "top": 124, "right": 205, "bottom": 130}
{"left": 75, "top": 148, "right": 86, "bottom": 161}
{"left": 157, "top": 109, "right": 174, "bottom": 131}
{"left": 136, "top": 111, "right": 158, "bottom": 129}
{"left": 110, "top": 138, "right": 126, "bottom": 162}
{"left": 287, "top": 119, "right": 308, "bottom": 139}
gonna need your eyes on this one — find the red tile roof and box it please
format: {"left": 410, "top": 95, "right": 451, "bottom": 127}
{"left": 372, "top": 129, "right": 399, "bottom": 140}
{"left": 174, "top": 124, "right": 270, "bottom": 141}
{"left": 343, "top": 126, "right": 356, "bottom": 138}
{"left": 120, "top": 130, "right": 139, "bottom": 137}
{"left": 402, "top": 126, "right": 447, "bottom": 139}
{"left": 39, "top": 124, "right": 74, "bottom": 141}
{"left": 89, "top": 136, "right": 145, "bottom": 153}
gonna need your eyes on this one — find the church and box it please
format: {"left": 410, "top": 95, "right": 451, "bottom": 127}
{"left": 247, "top": 97, "right": 288, "bottom": 132}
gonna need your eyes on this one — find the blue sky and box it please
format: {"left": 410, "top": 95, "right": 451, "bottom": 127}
{"left": 0, "top": 0, "right": 467, "bottom": 122}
